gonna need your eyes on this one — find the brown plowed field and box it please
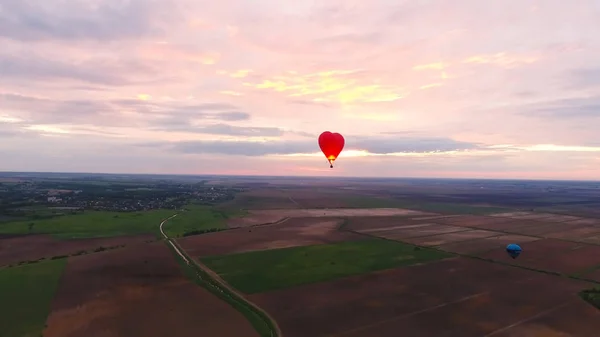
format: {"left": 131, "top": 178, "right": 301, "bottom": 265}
{"left": 356, "top": 223, "right": 438, "bottom": 234}
{"left": 343, "top": 216, "right": 422, "bottom": 231}
{"left": 508, "top": 213, "right": 559, "bottom": 220}
{"left": 508, "top": 222, "right": 584, "bottom": 236}
{"left": 546, "top": 226, "right": 600, "bottom": 240}
{"left": 489, "top": 211, "right": 532, "bottom": 217}
{"left": 44, "top": 242, "right": 259, "bottom": 337}
{"left": 490, "top": 300, "right": 600, "bottom": 337}
{"left": 478, "top": 239, "right": 584, "bottom": 270}
{"left": 565, "top": 218, "right": 600, "bottom": 226}
{"left": 226, "top": 212, "right": 286, "bottom": 228}
{"left": 437, "top": 234, "right": 539, "bottom": 254}
{"left": 180, "top": 218, "right": 363, "bottom": 257}
{"left": 581, "top": 234, "right": 600, "bottom": 245}
{"left": 469, "top": 220, "right": 543, "bottom": 232}
{"left": 410, "top": 214, "right": 457, "bottom": 221}
{"left": 582, "top": 268, "right": 600, "bottom": 282}
{"left": 367, "top": 224, "right": 470, "bottom": 240}
{"left": 528, "top": 244, "right": 600, "bottom": 274}
{"left": 228, "top": 209, "right": 426, "bottom": 228}
{"left": 547, "top": 215, "right": 585, "bottom": 222}
{"left": 249, "top": 258, "right": 593, "bottom": 337}
{"left": 430, "top": 215, "right": 511, "bottom": 227}
{"left": 400, "top": 229, "right": 500, "bottom": 246}
{"left": 0, "top": 234, "right": 154, "bottom": 266}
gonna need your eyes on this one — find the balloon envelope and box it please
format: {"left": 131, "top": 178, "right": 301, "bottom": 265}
{"left": 506, "top": 243, "right": 522, "bottom": 259}
{"left": 318, "top": 131, "right": 345, "bottom": 168}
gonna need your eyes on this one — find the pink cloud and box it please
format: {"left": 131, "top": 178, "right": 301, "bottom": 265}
{"left": 1, "top": 0, "right": 600, "bottom": 179}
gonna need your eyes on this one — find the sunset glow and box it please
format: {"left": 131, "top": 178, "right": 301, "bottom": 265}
{"left": 1, "top": 1, "right": 599, "bottom": 179}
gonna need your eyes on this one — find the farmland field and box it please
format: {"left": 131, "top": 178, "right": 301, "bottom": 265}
{"left": 248, "top": 257, "right": 599, "bottom": 337}
{"left": 201, "top": 238, "right": 452, "bottom": 294}
{"left": 0, "top": 233, "right": 154, "bottom": 266}
{"left": 0, "top": 210, "right": 175, "bottom": 239}
{"left": 223, "top": 188, "right": 512, "bottom": 214}
{"left": 43, "top": 242, "right": 260, "bottom": 337}
{"left": 0, "top": 259, "right": 66, "bottom": 337}
{"left": 226, "top": 208, "right": 428, "bottom": 228}
{"left": 5, "top": 173, "right": 600, "bottom": 337}
{"left": 180, "top": 217, "right": 363, "bottom": 257}
{"left": 162, "top": 205, "right": 243, "bottom": 237}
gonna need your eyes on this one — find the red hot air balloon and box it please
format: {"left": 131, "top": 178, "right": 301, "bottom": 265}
{"left": 318, "top": 131, "right": 345, "bottom": 168}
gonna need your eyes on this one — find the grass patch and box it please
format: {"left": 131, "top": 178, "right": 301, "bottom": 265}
{"left": 0, "top": 259, "right": 67, "bottom": 337}
{"left": 202, "top": 238, "right": 452, "bottom": 294}
{"left": 165, "top": 242, "right": 277, "bottom": 337}
{"left": 580, "top": 287, "right": 600, "bottom": 310}
{"left": 163, "top": 205, "right": 244, "bottom": 238}
{"left": 0, "top": 209, "right": 175, "bottom": 239}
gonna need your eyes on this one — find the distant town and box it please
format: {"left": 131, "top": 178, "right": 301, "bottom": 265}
{"left": 0, "top": 174, "right": 245, "bottom": 221}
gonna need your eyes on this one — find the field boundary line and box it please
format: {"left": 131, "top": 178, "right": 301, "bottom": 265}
{"left": 161, "top": 213, "right": 282, "bottom": 337}
{"left": 483, "top": 299, "right": 575, "bottom": 336}
{"left": 346, "top": 227, "right": 600, "bottom": 285}
{"left": 251, "top": 217, "right": 291, "bottom": 228}
{"left": 331, "top": 292, "right": 488, "bottom": 336}
{"left": 287, "top": 196, "right": 300, "bottom": 207}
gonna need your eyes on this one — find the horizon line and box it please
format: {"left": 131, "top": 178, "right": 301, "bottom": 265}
{"left": 1, "top": 170, "right": 598, "bottom": 183}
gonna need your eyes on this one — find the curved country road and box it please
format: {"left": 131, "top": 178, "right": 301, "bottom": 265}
{"left": 160, "top": 214, "right": 189, "bottom": 264}
{"left": 160, "top": 213, "right": 282, "bottom": 337}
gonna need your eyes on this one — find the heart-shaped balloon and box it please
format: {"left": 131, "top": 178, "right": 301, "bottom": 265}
{"left": 318, "top": 131, "right": 345, "bottom": 168}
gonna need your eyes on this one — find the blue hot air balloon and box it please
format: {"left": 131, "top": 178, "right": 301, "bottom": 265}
{"left": 506, "top": 243, "right": 522, "bottom": 259}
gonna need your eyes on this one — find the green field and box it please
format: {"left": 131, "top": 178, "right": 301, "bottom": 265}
{"left": 0, "top": 209, "right": 175, "bottom": 239}
{"left": 580, "top": 287, "right": 600, "bottom": 310}
{"left": 163, "top": 205, "right": 245, "bottom": 237}
{"left": 167, "top": 242, "right": 276, "bottom": 337}
{"left": 0, "top": 259, "right": 67, "bottom": 337}
{"left": 202, "top": 238, "right": 452, "bottom": 294}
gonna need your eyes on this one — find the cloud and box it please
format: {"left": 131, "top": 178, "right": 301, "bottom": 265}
{"left": 0, "top": 93, "right": 119, "bottom": 124}
{"left": 514, "top": 91, "right": 537, "bottom": 98}
{"left": 519, "top": 96, "right": 600, "bottom": 119}
{"left": 171, "top": 139, "right": 311, "bottom": 156}
{"left": 2, "top": 0, "right": 600, "bottom": 179}
{"left": 349, "top": 136, "right": 480, "bottom": 153}
{"left": 0, "top": 93, "right": 251, "bottom": 127}
{"left": 0, "top": 125, "right": 18, "bottom": 137}
{"left": 0, "top": 53, "right": 135, "bottom": 86}
{"left": 217, "top": 69, "right": 253, "bottom": 78}
{"left": 149, "top": 121, "right": 316, "bottom": 138}
{"left": 153, "top": 123, "right": 284, "bottom": 137}
{"left": 161, "top": 136, "right": 481, "bottom": 156}
{"left": 413, "top": 62, "right": 448, "bottom": 71}
{"left": 0, "top": 118, "right": 36, "bottom": 138}
{"left": 311, "top": 32, "right": 383, "bottom": 47}
{"left": 564, "top": 68, "right": 600, "bottom": 89}
{"left": 462, "top": 52, "right": 538, "bottom": 69}
{"left": 0, "top": 0, "right": 175, "bottom": 42}
{"left": 243, "top": 70, "right": 406, "bottom": 105}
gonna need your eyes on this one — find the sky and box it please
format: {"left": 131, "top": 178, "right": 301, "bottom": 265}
{"left": 1, "top": 0, "right": 600, "bottom": 180}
